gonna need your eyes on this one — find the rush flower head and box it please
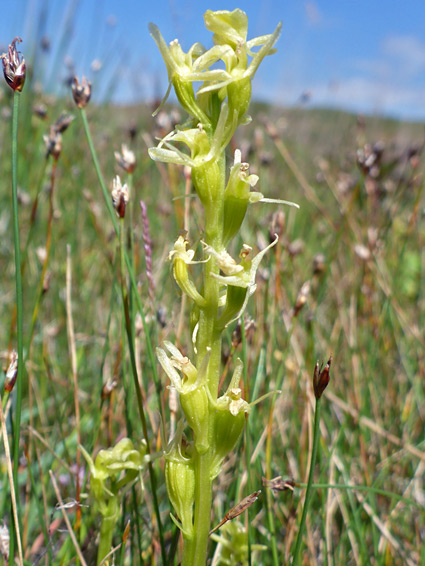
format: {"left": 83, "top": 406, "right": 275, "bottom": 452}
{"left": 111, "top": 175, "right": 129, "bottom": 218}
{"left": 1, "top": 37, "right": 26, "bottom": 92}
{"left": 54, "top": 113, "right": 75, "bottom": 133}
{"left": 313, "top": 356, "right": 332, "bottom": 399}
{"left": 71, "top": 76, "right": 91, "bottom": 108}
{"left": 114, "top": 144, "right": 136, "bottom": 173}
{"left": 43, "top": 127, "right": 62, "bottom": 159}
{"left": 4, "top": 350, "right": 18, "bottom": 392}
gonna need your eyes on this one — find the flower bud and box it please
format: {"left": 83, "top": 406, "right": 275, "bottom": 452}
{"left": 168, "top": 236, "right": 207, "bottom": 307}
{"left": 180, "top": 386, "right": 210, "bottom": 454}
{"left": 71, "top": 76, "right": 91, "bottom": 108}
{"left": 191, "top": 159, "right": 221, "bottom": 208}
{"left": 165, "top": 456, "right": 195, "bottom": 537}
{"left": 211, "top": 406, "right": 245, "bottom": 479}
{"left": 228, "top": 77, "right": 252, "bottom": 122}
{"left": 216, "top": 285, "right": 248, "bottom": 330}
{"left": 1, "top": 37, "right": 26, "bottom": 92}
{"left": 223, "top": 152, "right": 259, "bottom": 244}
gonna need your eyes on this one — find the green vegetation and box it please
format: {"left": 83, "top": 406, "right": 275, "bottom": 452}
{"left": 0, "top": 13, "right": 424, "bottom": 566}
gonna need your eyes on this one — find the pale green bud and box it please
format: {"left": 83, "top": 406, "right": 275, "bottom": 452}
{"left": 165, "top": 457, "right": 195, "bottom": 537}
{"left": 211, "top": 520, "right": 267, "bottom": 563}
{"left": 168, "top": 235, "right": 207, "bottom": 307}
{"left": 191, "top": 159, "right": 221, "bottom": 206}
{"left": 223, "top": 150, "right": 259, "bottom": 244}
{"left": 80, "top": 438, "right": 147, "bottom": 520}
{"left": 180, "top": 385, "right": 210, "bottom": 454}
{"left": 157, "top": 344, "right": 211, "bottom": 453}
{"left": 211, "top": 405, "right": 245, "bottom": 479}
{"left": 210, "top": 360, "right": 247, "bottom": 477}
{"left": 204, "top": 9, "right": 248, "bottom": 48}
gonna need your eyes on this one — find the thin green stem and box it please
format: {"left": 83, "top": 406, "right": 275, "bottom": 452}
{"left": 97, "top": 515, "right": 116, "bottom": 566}
{"left": 265, "top": 397, "right": 280, "bottom": 566}
{"left": 79, "top": 108, "right": 163, "bottom": 418}
{"left": 9, "top": 90, "right": 24, "bottom": 564}
{"left": 292, "top": 397, "right": 322, "bottom": 565}
{"left": 118, "top": 218, "right": 166, "bottom": 565}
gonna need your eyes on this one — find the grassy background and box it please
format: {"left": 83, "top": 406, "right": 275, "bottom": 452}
{"left": 0, "top": 74, "right": 424, "bottom": 565}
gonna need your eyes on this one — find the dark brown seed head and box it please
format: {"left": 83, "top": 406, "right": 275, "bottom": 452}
{"left": 313, "top": 355, "right": 332, "bottom": 399}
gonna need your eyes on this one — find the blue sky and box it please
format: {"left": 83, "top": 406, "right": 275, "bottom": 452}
{"left": 3, "top": 0, "right": 425, "bottom": 120}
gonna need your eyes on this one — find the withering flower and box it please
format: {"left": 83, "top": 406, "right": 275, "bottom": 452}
{"left": 1, "top": 37, "right": 26, "bottom": 92}
{"left": 71, "top": 76, "right": 91, "bottom": 108}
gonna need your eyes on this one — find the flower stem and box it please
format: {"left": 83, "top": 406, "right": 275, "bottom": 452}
{"left": 9, "top": 89, "right": 24, "bottom": 564}
{"left": 292, "top": 396, "right": 322, "bottom": 565}
{"left": 181, "top": 155, "right": 226, "bottom": 566}
{"left": 97, "top": 515, "right": 116, "bottom": 565}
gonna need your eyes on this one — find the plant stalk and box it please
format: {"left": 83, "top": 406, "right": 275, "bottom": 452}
{"left": 292, "top": 396, "right": 322, "bottom": 565}
{"left": 181, "top": 156, "right": 225, "bottom": 566}
{"left": 9, "top": 89, "right": 24, "bottom": 565}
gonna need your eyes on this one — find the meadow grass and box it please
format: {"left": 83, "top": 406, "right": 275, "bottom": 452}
{"left": 0, "top": 35, "right": 424, "bottom": 566}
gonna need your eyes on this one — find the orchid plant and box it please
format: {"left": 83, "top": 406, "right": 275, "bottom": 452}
{"left": 149, "top": 9, "right": 296, "bottom": 565}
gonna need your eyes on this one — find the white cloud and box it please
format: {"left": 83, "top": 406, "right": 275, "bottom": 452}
{"left": 309, "top": 77, "right": 425, "bottom": 118}
{"left": 382, "top": 35, "right": 425, "bottom": 77}
{"left": 305, "top": 2, "right": 322, "bottom": 27}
